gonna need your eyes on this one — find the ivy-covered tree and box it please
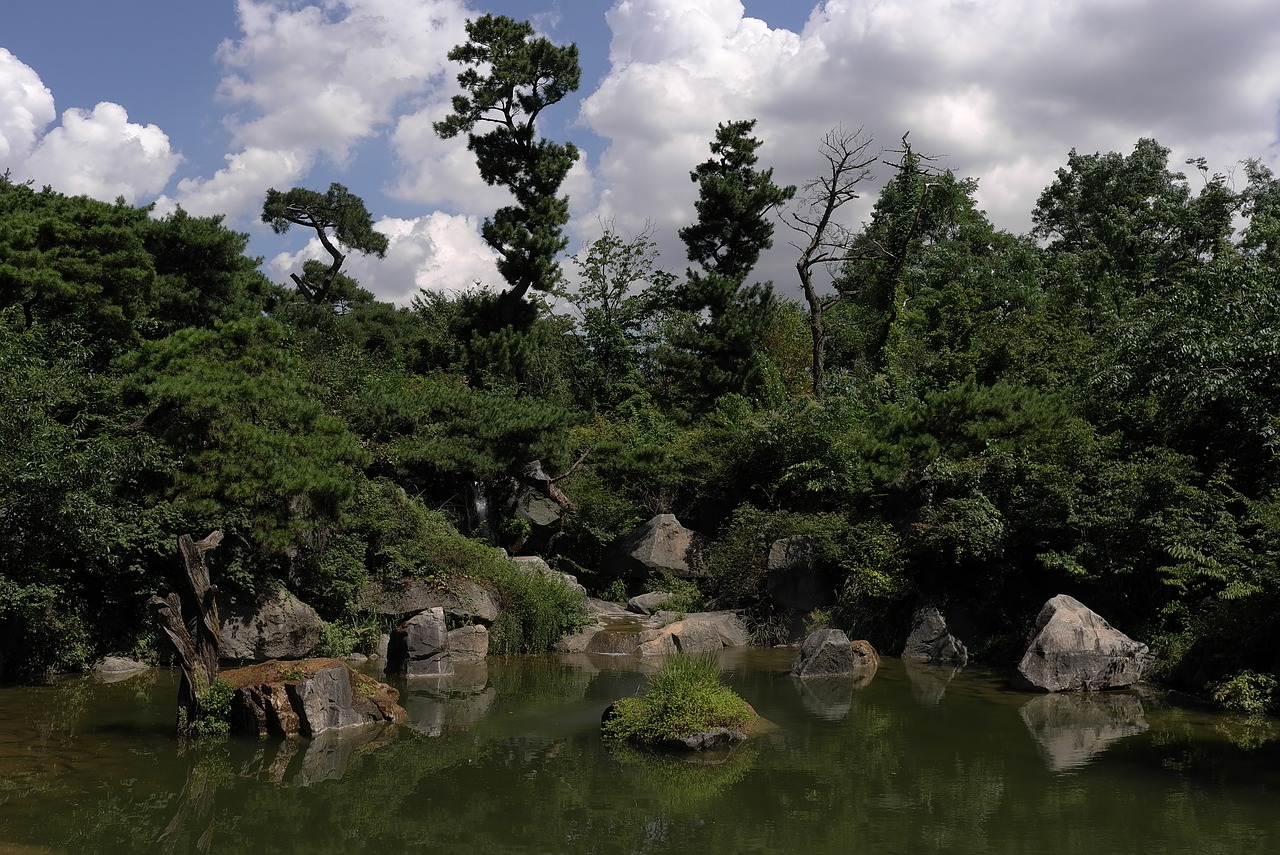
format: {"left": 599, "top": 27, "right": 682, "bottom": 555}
{"left": 434, "top": 14, "right": 581, "bottom": 327}
{"left": 261, "top": 183, "right": 388, "bottom": 306}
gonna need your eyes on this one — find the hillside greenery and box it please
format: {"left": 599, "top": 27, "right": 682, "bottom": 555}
{"left": 1, "top": 18, "right": 1278, "bottom": 703}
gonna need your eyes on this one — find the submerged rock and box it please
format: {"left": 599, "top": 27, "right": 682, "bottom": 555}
{"left": 223, "top": 658, "right": 406, "bottom": 739}
{"left": 1015, "top": 594, "right": 1151, "bottom": 692}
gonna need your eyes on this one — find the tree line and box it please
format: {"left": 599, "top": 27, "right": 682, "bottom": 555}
{"left": 2, "top": 15, "right": 1278, "bottom": 710}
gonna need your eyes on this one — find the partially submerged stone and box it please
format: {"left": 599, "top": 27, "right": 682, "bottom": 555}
{"left": 1015, "top": 594, "right": 1151, "bottom": 692}
{"left": 223, "top": 658, "right": 406, "bottom": 739}
{"left": 386, "top": 607, "right": 453, "bottom": 677}
{"left": 902, "top": 605, "right": 968, "bottom": 667}
{"left": 791, "top": 628, "right": 879, "bottom": 678}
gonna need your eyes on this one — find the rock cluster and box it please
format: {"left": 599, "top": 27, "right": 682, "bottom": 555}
{"left": 223, "top": 658, "right": 406, "bottom": 739}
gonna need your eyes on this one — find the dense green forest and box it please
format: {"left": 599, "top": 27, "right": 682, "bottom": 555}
{"left": 2, "top": 16, "right": 1278, "bottom": 709}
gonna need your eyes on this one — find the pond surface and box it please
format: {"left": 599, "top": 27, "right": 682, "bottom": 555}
{"left": 2, "top": 649, "right": 1278, "bottom": 854}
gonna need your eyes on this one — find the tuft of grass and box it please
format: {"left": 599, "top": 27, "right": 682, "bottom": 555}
{"left": 603, "top": 653, "right": 754, "bottom": 745}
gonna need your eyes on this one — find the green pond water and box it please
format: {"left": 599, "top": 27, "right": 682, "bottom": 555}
{"left": 1, "top": 648, "right": 1277, "bottom": 854}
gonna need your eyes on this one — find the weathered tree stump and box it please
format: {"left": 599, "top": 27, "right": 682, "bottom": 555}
{"left": 149, "top": 531, "right": 223, "bottom": 735}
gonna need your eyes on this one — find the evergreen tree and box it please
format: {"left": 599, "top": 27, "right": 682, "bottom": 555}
{"left": 666, "top": 120, "right": 795, "bottom": 410}
{"left": 435, "top": 15, "right": 581, "bottom": 327}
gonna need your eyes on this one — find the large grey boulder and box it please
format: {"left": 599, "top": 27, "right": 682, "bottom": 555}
{"left": 608, "top": 514, "right": 705, "bottom": 579}
{"left": 1015, "top": 595, "right": 1150, "bottom": 692}
{"left": 578, "top": 611, "right": 750, "bottom": 656}
{"left": 386, "top": 607, "right": 453, "bottom": 677}
{"left": 792, "top": 628, "right": 879, "bottom": 678}
{"left": 627, "top": 591, "right": 673, "bottom": 615}
{"left": 221, "top": 589, "right": 324, "bottom": 662}
{"left": 359, "top": 577, "right": 499, "bottom": 624}
{"left": 511, "top": 556, "right": 588, "bottom": 597}
{"left": 902, "top": 605, "right": 969, "bottom": 667}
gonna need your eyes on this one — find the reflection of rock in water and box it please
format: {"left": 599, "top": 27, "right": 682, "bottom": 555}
{"left": 903, "top": 660, "right": 957, "bottom": 707}
{"left": 793, "top": 673, "right": 873, "bottom": 721}
{"left": 241, "top": 724, "right": 399, "bottom": 786}
{"left": 400, "top": 663, "right": 495, "bottom": 736}
{"left": 1019, "top": 691, "right": 1148, "bottom": 772}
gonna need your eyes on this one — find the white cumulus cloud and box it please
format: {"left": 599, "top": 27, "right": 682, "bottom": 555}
{"left": 269, "top": 212, "right": 499, "bottom": 305}
{"left": 1, "top": 50, "right": 179, "bottom": 204}
{"left": 173, "top": 0, "right": 472, "bottom": 219}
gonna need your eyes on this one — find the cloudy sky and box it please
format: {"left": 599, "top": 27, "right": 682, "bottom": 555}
{"left": 4, "top": 0, "right": 1279, "bottom": 305}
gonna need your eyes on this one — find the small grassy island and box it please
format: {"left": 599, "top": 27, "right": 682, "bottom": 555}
{"left": 603, "top": 654, "right": 757, "bottom": 750}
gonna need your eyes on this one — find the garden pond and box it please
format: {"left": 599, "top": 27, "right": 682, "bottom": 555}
{"left": 1, "top": 648, "right": 1277, "bottom": 854}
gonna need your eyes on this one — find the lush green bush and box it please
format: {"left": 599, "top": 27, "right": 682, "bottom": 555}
{"left": 602, "top": 653, "right": 755, "bottom": 745}
{"left": 1211, "top": 670, "right": 1278, "bottom": 716}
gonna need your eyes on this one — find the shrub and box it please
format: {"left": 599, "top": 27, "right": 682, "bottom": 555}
{"left": 189, "top": 677, "right": 235, "bottom": 738}
{"left": 602, "top": 653, "right": 755, "bottom": 745}
{"left": 1211, "top": 670, "right": 1278, "bottom": 716}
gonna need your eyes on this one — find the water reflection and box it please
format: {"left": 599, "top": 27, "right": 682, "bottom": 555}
{"left": 902, "top": 660, "right": 958, "bottom": 707}
{"left": 1019, "top": 691, "right": 1149, "bottom": 771}
{"left": 398, "top": 661, "right": 496, "bottom": 736}
{"left": 238, "top": 724, "right": 399, "bottom": 786}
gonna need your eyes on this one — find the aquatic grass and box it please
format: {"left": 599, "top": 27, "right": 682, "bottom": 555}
{"left": 603, "top": 653, "right": 755, "bottom": 745}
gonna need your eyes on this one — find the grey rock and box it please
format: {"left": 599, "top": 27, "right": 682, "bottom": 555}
{"left": 386, "top": 607, "right": 454, "bottom": 677}
{"left": 661, "top": 727, "right": 747, "bottom": 751}
{"left": 792, "top": 628, "right": 880, "bottom": 678}
{"left": 511, "top": 555, "right": 588, "bottom": 597}
{"left": 902, "top": 605, "right": 969, "bottom": 666}
{"left": 93, "top": 656, "right": 150, "bottom": 682}
{"left": 608, "top": 514, "right": 705, "bottom": 579}
{"left": 359, "top": 577, "right": 499, "bottom": 624}
{"left": 1015, "top": 594, "right": 1151, "bottom": 692}
{"left": 448, "top": 624, "right": 489, "bottom": 662}
{"left": 514, "top": 489, "right": 563, "bottom": 528}
{"left": 221, "top": 589, "right": 324, "bottom": 662}
{"left": 628, "top": 591, "right": 673, "bottom": 615}
{"left": 287, "top": 664, "right": 366, "bottom": 736}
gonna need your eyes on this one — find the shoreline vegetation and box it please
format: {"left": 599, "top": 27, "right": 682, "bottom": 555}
{"left": 3, "top": 15, "right": 1280, "bottom": 720}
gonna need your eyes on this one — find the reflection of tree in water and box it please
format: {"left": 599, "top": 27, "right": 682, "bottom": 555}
{"left": 158, "top": 745, "right": 230, "bottom": 855}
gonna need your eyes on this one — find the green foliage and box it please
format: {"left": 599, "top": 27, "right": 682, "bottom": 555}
{"left": 1211, "top": 671, "right": 1278, "bottom": 717}
{"left": 665, "top": 120, "right": 796, "bottom": 408}
{"left": 480, "top": 561, "right": 587, "bottom": 655}
{"left": 261, "top": 183, "right": 388, "bottom": 305}
{"left": 645, "top": 574, "right": 703, "bottom": 614}
{"left": 602, "top": 653, "right": 754, "bottom": 745}
{"left": 315, "top": 619, "right": 381, "bottom": 658}
{"left": 124, "top": 317, "right": 371, "bottom": 551}
{"left": 189, "top": 678, "right": 235, "bottom": 738}
{"left": 435, "top": 14, "right": 580, "bottom": 321}
{"left": 568, "top": 225, "right": 675, "bottom": 406}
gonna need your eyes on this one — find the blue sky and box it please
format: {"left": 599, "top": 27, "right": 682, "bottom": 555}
{"left": 4, "top": 0, "right": 1279, "bottom": 304}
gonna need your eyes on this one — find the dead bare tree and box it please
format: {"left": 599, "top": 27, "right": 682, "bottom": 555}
{"left": 784, "top": 127, "right": 879, "bottom": 396}
{"left": 149, "top": 531, "right": 224, "bottom": 735}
